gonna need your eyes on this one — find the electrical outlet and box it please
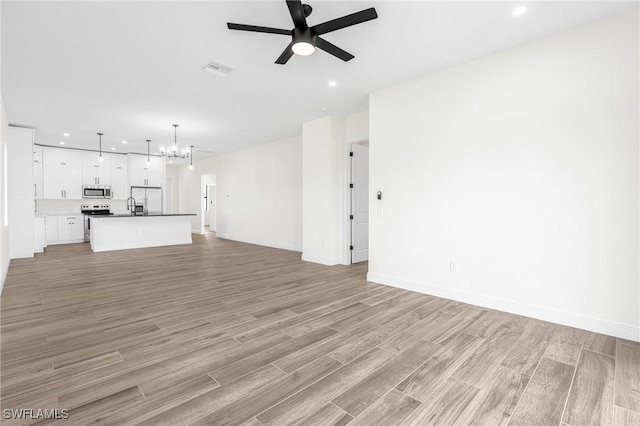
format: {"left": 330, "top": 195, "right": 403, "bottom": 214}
{"left": 450, "top": 260, "right": 458, "bottom": 271}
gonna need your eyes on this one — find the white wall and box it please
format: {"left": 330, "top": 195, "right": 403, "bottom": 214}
{"left": 368, "top": 11, "right": 639, "bottom": 340}
{"left": 178, "top": 135, "right": 302, "bottom": 251}
{"left": 165, "top": 165, "right": 180, "bottom": 214}
{"left": 0, "top": 97, "right": 9, "bottom": 293}
{"left": 302, "top": 116, "right": 347, "bottom": 265}
{"left": 346, "top": 111, "right": 369, "bottom": 143}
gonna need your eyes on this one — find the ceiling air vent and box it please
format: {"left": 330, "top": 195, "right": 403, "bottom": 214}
{"left": 202, "top": 60, "right": 236, "bottom": 77}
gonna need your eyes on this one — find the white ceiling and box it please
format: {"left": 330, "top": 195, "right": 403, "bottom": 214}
{"left": 2, "top": 1, "right": 636, "bottom": 162}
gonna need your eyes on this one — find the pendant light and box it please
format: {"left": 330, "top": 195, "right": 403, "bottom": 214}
{"left": 189, "top": 145, "right": 194, "bottom": 170}
{"left": 97, "top": 133, "right": 104, "bottom": 162}
{"left": 146, "top": 140, "right": 151, "bottom": 168}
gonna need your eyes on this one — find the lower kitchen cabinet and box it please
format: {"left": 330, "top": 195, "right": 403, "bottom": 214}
{"left": 45, "top": 215, "right": 84, "bottom": 244}
{"left": 34, "top": 217, "right": 46, "bottom": 253}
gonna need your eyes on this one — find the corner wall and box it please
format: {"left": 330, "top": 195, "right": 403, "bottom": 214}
{"left": 368, "top": 11, "right": 639, "bottom": 340}
{"left": 0, "top": 97, "right": 9, "bottom": 293}
{"left": 302, "top": 116, "right": 347, "bottom": 265}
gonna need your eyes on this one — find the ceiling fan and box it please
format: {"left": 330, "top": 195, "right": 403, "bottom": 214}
{"left": 227, "top": 0, "right": 378, "bottom": 64}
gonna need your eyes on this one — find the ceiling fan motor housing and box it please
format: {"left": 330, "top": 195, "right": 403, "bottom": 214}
{"left": 293, "top": 27, "right": 317, "bottom": 45}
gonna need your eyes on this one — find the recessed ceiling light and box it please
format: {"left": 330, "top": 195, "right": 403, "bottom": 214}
{"left": 320, "top": 107, "right": 328, "bottom": 111}
{"left": 513, "top": 6, "right": 527, "bottom": 16}
{"left": 328, "top": 80, "right": 337, "bottom": 87}
{"left": 59, "top": 141, "right": 65, "bottom": 145}
{"left": 63, "top": 133, "right": 70, "bottom": 137}
{"left": 153, "top": 152, "right": 158, "bottom": 155}
{"left": 122, "top": 140, "right": 127, "bottom": 144}
{"left": 111, "top": 147, "right": 116, "bottom": 151}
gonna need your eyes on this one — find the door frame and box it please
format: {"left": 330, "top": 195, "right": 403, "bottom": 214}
{"left": 342, "top": 137, "right": 370, "bottom": 265}
{"left": 199, "top": 173, "right": 216, "bottom": 235}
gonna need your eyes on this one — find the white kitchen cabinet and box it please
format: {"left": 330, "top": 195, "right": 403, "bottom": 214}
{"left": 46, "top": 215, "right": 84, "bottom": 244}
{"left": 129, "top": 154, "right": 160, "bottom": 171}
{"left": 82, "top": 151, "right": 111, "bottom": 168}
{"left": 45, "top": 214, "right": 84, "bottom": 246}
{"left": 129, "top": 154, "right": 162, "bottom": 187}
{"left": 45, "top": 216, "right": 58, "bottom": 243}
{"left": 42, "top": 147, "right": 83, "bottom": 199}
{"left": 43, "top": 163, "right": 83, "bottom": 199}
{"left": 57, "top": 215, "right": 83, "bottom": 242}
{"left": 7, "top": 126, "right": 35, "bottom": 259}
{"left": 82, "top": 165, "right": 111, "bottom": 186}
{"left": 33, "top": 146, "right": 43, "bottom": 199}
{"left": 43, "top": 147, "right": 82, "bottom": 166}
{"left": 110, "top": 154, "right": 128, "bottom": 199}
{"left": 130, "top": 168, "right": 161, "bottom": 187}
{"left": 33, "top": 145, "right": 43, "bottom": 163}
{"left": 34, "top": 217, "right": 46, "bottom": 253}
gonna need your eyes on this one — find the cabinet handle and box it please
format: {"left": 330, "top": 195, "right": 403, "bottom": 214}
{"left": 34, "top": 184, "right": 36, "bottom": 197}
{"left": 61, "top": 190, "right": 64, "bottom": 198}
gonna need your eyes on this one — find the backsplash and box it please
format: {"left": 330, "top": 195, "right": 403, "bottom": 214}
{"left": 36, "top": 199, "right": 128, "bottom": 214}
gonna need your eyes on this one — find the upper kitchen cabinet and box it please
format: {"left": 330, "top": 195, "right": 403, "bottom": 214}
{"left": 82, "top": 151, "right": 111, "bottom": 186}
{"left": 43, "top": 147, "right": 82, "bottom": 166}
{"left": 129, "top": 154, "right": 163, "bottom": 187}
{"left": 42, "top": 147, "right": 83, "bottom": 199}
{"left": 110, "top": 154, "right": 128, "bottom": 199}
{"left": 33, "top": 145, "right": 43, "bottom": 199}
{"left": 81, "top": 150, "right": 111, "bottom": 168}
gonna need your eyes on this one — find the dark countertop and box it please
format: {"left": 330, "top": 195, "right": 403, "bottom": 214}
{"left": 98, "top": 214, "right": 197, "bottom": 218}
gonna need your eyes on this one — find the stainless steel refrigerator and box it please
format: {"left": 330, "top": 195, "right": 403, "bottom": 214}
{"left": 131, "top": 186, "right": 163, "bottom": 215}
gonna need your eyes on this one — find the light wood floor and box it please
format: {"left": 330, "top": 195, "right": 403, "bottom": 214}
{"left": 1, "top": 234, "right": 638, "bottom": 425}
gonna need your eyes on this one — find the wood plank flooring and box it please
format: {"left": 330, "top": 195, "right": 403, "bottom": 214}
{"left": 1, "top": 233, "right": 638, "bottom": 425}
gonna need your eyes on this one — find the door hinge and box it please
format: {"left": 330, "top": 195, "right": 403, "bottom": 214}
{"left": 349, "top": 214, "right": 354, "bottom": 220}
{"left": 349, "top": 245, "right": 354, "bottom": 250}
{"left": 349, "top": 151, "right": 354, "bottom": 157}
{"left": 349, "top": 183, "right": 354, "bottom": 189}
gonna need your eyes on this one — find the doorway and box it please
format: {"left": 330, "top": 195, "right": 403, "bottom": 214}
{"left": 350, "top": 142, "right": 369, "bottom": 263}
{"left": 204, "top": 184, "right": 216, "bottom": 233}
{"left": 200, "top": 173, "right": 216, "bottom": 235}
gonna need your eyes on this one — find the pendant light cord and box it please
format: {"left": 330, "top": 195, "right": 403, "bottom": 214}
{"left": 97, "top": 133, "right": 103, "bottom": 158}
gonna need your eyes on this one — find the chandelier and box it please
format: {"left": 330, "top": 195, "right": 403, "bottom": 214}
{"left": 160, "top": 124, "right": 190, "bottom": 159}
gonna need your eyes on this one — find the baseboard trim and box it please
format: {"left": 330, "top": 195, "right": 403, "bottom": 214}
{"left": 215, "top": 233, "right": 302, "bottom": 253}
{"left": 0, "top": 257, "right": 9, "bottom": 296}
{"left": 301, "top": 254, "right": 338, "bottom": 266}
{"left": 367, "top": 272, "right": 639, "bottom": 342}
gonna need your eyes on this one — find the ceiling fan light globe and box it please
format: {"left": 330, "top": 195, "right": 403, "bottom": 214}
{"left": 292, "top": 41, "right": 315, "bottom": 56}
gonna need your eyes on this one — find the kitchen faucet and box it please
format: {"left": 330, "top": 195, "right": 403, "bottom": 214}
{"left": 126, "top": 197, "right": 136, "bottom": 214}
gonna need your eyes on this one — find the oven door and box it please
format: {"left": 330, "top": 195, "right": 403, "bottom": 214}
{"left": 84, "top": 215, "right": 91, "bottom": 242}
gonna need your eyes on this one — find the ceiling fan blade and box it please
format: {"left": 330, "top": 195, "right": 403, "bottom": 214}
{"left": 313, "top": 8, "right": 378, "bottom": 35}
{"left": 275, "top": 42, "right": 295, "bottom": 64}
{"left": 227, "top": 23, "right": 291, "bottom": 36}
{"left": 286, "top": 0, "right": 308, "bottom": 29}
{"left": 315, "top": 37, "right": 354, "bottom": 62}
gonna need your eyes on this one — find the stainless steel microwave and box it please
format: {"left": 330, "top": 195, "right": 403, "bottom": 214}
{"left": 82, "top": 185, "right": 112, "bottom": 199}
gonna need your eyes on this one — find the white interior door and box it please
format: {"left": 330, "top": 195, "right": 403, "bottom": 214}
{"left": 351, "top": 143, "right": 369, "bottom": 263}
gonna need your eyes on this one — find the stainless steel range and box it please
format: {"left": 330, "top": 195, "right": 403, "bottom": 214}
{"left": 81, "top": 204, "right": 111, "bottom": 242}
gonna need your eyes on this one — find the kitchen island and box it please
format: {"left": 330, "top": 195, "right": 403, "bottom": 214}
{"left": 90, "top": 214, "right": 196, "bottom": 252}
